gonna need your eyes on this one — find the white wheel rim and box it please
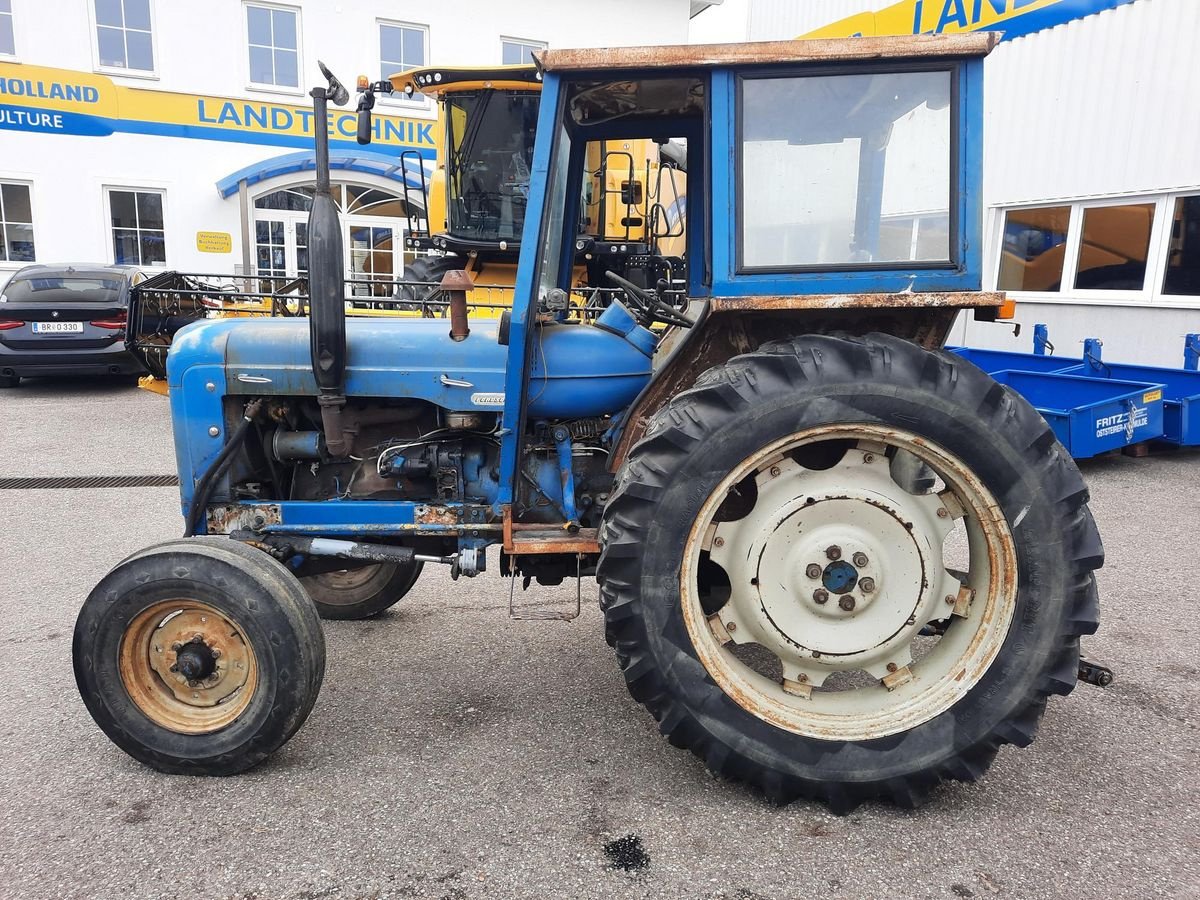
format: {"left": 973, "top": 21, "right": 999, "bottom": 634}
{"left": 681, "top": 425, "right": 1018, "bottom": 742}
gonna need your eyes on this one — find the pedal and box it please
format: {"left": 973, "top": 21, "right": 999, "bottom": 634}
{"left": 1077, "top": 657, "right": 1114, "bottom": 687}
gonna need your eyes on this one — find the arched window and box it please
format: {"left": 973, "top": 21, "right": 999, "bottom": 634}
{"left": 252, "top": 182, "right": 413, "bottom": 294}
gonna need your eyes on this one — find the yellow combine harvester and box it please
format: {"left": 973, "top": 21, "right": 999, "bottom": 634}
{"left": 130, "top": 62, "right": 687, "bottom": 393}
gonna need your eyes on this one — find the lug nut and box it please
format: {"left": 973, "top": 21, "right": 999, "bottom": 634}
{"left": 852, "top": 552, "right": 868, "bottom": 567}
{"left": 813, "top": 589, "right": 829, "bottom": 605}
{"left": 825, "top": 545, "right": 841, "bottom": 561}
{"left": 886, "top": 662, "right": 898, "bottom": 673}
{"left": 839, "top": 595, "right": 856, "bottom": 612}
{"left": 713, "top": 536, "right": 725, "bottom": 548}
{"left": 859, "top": 577, "right": 876, "bottom": 593}
{"left": 726, "top": 621, "right": 737, "bottom": 633}
{"left": 945, "top": 594, "right": 956, "bottom": 605}
{"left": 211, "top": 648, "right": 221, "bottom": 658}
{"left": 769, "top": 465, "right": 781, "bottom": 477}
{"left": 171, "top": 642, "right": 182, "bottom": 652}
{"left": 805, "top": 564, "right": 822, "bottom": 579}
{"left": 937, "top": 508, "right": 949, "bottom": 518}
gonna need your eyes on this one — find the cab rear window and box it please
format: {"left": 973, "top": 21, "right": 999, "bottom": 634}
{"left": 2, "top": 276, "right": 123, "bottom": 302}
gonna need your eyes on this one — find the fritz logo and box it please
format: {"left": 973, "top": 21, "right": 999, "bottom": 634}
{"left": 1095, "top": 405, "right": 1147, "bottom": 440}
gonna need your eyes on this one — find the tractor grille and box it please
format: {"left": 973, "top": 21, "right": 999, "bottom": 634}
{"left": 0, "top": 474, "right": 180, "bottom": 490}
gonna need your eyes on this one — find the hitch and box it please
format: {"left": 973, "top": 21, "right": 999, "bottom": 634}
{"left": 1077, "top": 657, "right": 1114, "bottom": 687}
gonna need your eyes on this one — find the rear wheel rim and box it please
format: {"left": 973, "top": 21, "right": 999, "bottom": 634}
{"left": 681, "top": 424, "right": 1018, "bottom": 743}
{"left": 118, "top": 600, "right": 257, "bottom": 734}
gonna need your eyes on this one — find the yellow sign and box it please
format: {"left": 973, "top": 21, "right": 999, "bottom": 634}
{"left": 800, "top": 0, "right": 1133, "bottom": 41}
{"left": 196, "top": 231, "right": 233, "bottom": 254}
{"left": 0, "top": 62, "right": 438, "bottom": 153}
{"left": 1143, "top": 389, "right": 1162, "bottom": 404}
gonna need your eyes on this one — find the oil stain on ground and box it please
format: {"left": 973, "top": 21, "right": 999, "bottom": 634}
{"left": 604, "top": 833, "right": 650, "bottom": 871}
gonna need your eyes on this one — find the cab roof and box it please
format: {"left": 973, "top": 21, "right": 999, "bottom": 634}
{"left": 534, "top": 33, "right": 999, "bottom": 73}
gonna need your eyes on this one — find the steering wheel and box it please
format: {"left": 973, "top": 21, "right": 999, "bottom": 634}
{"left": 603, "top": 270, "right": 694, "bottom": 329}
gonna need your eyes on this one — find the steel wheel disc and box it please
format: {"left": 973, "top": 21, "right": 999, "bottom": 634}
{"left": 681, "top": 424, "right": 1018, "bottom": 742}
{"left": 119, "top": 600, "right": 258, "bottom": 734}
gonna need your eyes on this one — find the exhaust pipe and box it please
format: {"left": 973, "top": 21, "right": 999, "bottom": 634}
{"left": 308, "top": 62, "right": 351, "bottom": 457}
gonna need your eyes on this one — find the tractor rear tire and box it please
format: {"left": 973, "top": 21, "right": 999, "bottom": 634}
{"left": 73, "top": 538, "right": 326, "bottom": 775}
{"left": 300, "top": 560, "right": 424, "bottom": 620}
{"left": 597, "top": 333, "right": 1102, "bottom": 811}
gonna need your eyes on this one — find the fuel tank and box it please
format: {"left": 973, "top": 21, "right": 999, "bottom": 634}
{"left": 168, "top": 315, "right": 652, "bottom": 419}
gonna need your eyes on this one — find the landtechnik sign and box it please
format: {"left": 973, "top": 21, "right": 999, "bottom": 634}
{"left": 800, "top": 0, "right": 1138, "bottom": 39}
{"left": 0, "top": 62, "right": 437, "bottom": 155}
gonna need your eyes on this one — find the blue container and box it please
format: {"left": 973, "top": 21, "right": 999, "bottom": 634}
{"left": 946, "top": 346, "right": 1081, "bottom": 375}
{"left": 988, "top": 369, "right": 1166, "bottom": 458}
{"left": 1057, "top": 363, "right": 1200, "bottom": 446}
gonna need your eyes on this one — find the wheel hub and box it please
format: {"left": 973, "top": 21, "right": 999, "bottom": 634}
{"left": 708, "top": 448, "right": 962, "bottom": 685}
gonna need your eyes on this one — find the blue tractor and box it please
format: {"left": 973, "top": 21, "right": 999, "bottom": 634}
{"left": 73, "top": 35, "right": 1101, "bottom": 810}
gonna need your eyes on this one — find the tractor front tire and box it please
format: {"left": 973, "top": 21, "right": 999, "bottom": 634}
{"left": 597, "top": 333, "right": 1102, "bottom": 811}
{"left": 300, "top": 560, "right": 424, "bottom": 620}
{"left": 73, "top": 538, "right": 326, "bottom": 775}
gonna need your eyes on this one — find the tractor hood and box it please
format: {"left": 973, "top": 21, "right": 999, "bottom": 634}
{"left": 168, "top": 316, "right": 652, "bottom": 419}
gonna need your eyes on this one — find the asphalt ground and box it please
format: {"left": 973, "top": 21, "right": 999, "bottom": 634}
{"left": 0, "top": 375, "right": 1197, "bottom": 900}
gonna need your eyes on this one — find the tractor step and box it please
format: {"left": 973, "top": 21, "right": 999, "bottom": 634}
{"left": 508, "top": 527, "right": 600, "bottom": 556}
{"left": 1078, "top": 657, "right": 1114, "bottom": 687}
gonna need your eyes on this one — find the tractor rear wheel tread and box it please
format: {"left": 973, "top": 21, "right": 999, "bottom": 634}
{"left": 597, "top": 332, "right": 1102, "bottom": 810}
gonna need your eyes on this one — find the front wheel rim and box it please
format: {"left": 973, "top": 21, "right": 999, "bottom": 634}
{"left": 118, "top": 599, "right": 258, "bottom": 734}
{"left": 681, "top": 424, "right": 1018, "bottom": 743}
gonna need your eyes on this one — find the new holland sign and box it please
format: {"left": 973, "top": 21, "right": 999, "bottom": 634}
{"left": 800, "top": 0, "right": 1137, "bottom": 40}
{"left": 0, "top": 62, "right": 437, "bottom": 156}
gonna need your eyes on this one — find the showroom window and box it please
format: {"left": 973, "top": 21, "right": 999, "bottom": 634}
{"left": 94, "top": 0, "right": 154, "bottom": 72}
{"left": 501, "top": 37, "right": 545, "bottom": 66}
{"left": 1163, "top": 195, "right": 1200, "bottom": 297}
{"left": 0, "top": 182, "right": 35, "bottom": 262}
{"left": 246, "top": 3, "right": 299, "bottom": 89}
{"left": 0, "top": 0, "right": 15, "bottom": 56}
{"left": 1073, "top": 202, "right": 1155, "bottom": 291}
{"left": 108, "top": 189, "right": 166, "bottom": 266}
{"left": 379, "top": 21, "right": 426, "bottom": 82}
{"left": 996, "top": 205, "right": 1071, "bottom": 292}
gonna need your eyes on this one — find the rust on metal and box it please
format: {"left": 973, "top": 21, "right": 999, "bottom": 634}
{"left": 509, "top": 527, "right": 600, "bottom": 556}
{"left": 709, "top": 291, "right": 1005, "bottom": 313}
{"left": 502, "top": 505, "right": 515, "bottom": 553}
{"left": 441, "top": 269, "right": 473, "bottom": 342}
{"left": 414, "top": 504, "right": 460, "bottom": 527}
{"left": 536, "top": 33, "right": 999, "bottom": 72}
{"left": 205, "top": 503, "right": 282, "bottom": 535}
{"left": 609, "top": 304, "right": 967, "bottom": 472}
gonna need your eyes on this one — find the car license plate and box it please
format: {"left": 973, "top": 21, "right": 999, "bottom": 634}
{"left": 32, "top": 321, "right": 83, "bottom": 334}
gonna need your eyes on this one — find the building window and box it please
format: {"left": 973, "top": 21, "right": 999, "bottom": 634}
{"left": 0, "top": 182, "right": 35, "bottom": 262}
{"left": 738, "top": 69, "right": 953, "bottom": 271}
{"left": 1163, "top": 195, "right": 1200, "bottom": 297}
{"left": 0, "top": 0, "right": 15, "bottom": 56}
{"left": 108, "top": 189, "right": 166, "bottom": 266}
{"left": 94, "top": 0, "right": 154, "bottom": 72}
{"left": 379, "top": 21, "right": 426, "bottom": 85}
{"left": 1073, "top": 203, "right": 1154, "bottom": 291}
{"left": 246, "top": 3, "right": 299, "bottom": 89}
{"left": 997, "top": 205, "right": 1070, "bottom": 292}
{"left": 501, "top": 37, "right": 545, "bottom": 66}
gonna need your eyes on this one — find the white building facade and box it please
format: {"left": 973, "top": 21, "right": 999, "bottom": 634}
{"left": 0, "top": 0, "right": 690, "bottom": 288}
{"left": 692, "top": 0, "right": 1200, "bottom": 366}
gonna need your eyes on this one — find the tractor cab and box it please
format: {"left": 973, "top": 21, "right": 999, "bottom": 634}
{"left": 78, "top": 37, "right": 1106, "bottom": 814}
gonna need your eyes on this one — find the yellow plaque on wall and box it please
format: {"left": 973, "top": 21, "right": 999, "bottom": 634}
{"left": 196, "top": 231, "right": 232, "bottom": 253}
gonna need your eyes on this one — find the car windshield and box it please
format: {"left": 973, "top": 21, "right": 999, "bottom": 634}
{"left": 2, "top": 276, "right": 124, "bottom": 303}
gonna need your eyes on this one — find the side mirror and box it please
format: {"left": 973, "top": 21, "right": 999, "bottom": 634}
{"left": 356, "top": 90, "right": 374, "bottom": 145}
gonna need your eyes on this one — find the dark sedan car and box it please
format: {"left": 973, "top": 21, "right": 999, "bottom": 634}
{"left": 0, "top": 264, "right": 148, "bottom": 388}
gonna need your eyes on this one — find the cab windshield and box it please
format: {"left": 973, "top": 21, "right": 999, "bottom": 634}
{"left": 445, "top": 91, "right": 541, "bottom": 242}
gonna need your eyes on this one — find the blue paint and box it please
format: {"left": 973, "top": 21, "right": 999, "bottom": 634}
{"left": 987, "top": 369, "right": 1165, "bottom": 458}
{"left": 215, "top": 148, "right": 433, "bottom": 198}
{"left": 716, "top": 59, "right": 985, "bottom": 296}
{"left": 0, "top": 104, "right": 112, "bottom": 136}
{"left": 1033, "top": 323, "right": 1050, "bottom": 356}
{"left": 1186, "top": 334, "right": 1200, "bottom": 372}
{"left": 552, "top": 427, "right": 579, "bottom": 525}
{"left": 498, "top": 71, "right": 564, "bottom": 507}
